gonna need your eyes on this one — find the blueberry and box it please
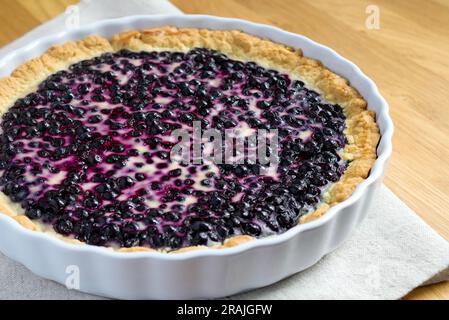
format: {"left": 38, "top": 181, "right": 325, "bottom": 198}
{"left": 102, "top": 191, "right": 119, "bottom": 200}
{"left": 101, "top": 224, "right": 120, "bottom": 240}
{"left": 257, "top": 101, "right": 271, "bottom": 109}
{"left": 157, "top": 151, "right": 169, "bottom": 160}
{"left": 92, "top": 173, "right": 105, "bottom": 183}
{"left": 123, "top": 222, "right": 139, "bottom": 234}
{"left": 117, "top": 176, "right": 135, "bottom": 189}
{"left": 179, "top": 113, "right": 195, "bottom": 123}
{"left": 191, "top": 232, "right": 209, "bottom": 245}
{"left": 25, "top": 207, "right": 42, "bottom": 219}
{"left": 38, "top": 150, "right": 50, "bottom": 158}
{"left": 164, "top": 212, "right": 180, "bottom": 222}
{"left": 84, "top": 197, "right": 99, "bottom": 208}
{"left": 150, "top": 233, "right": 165, "bottom": 248}
{"left": 190, "top": 221, "right": 212, "bottom": 232}
{"left": 86, "top": 154, "right": 102, "bottom": 166}
{"left": 11, "top": 185, "right": 29, "bottom": 202}
{"left": 123, "top": 237, "right": 140, "bottom": 248}
{"left": 106, "top": 154, "right": 120, "bottom": 163}
{"left": 168, "top": 169, "right": 182, "bottom": 177}
{"left": 168, "top": 236, "right": 182, "bottom": 249}
{"left": 55, "top": 219, "right": 73, "bottom": 235}
{"left": 88, "top": 115, "right": 102, "bottom": 124}
{"left": 77, "top": 84, "right": 90, "bottom": 94}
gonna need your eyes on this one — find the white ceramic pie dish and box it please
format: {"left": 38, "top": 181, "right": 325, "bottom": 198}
{"left": 0, "top": 15, "right": 393, "bottom": 299}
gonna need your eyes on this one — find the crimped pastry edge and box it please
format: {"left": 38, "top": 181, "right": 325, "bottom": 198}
{"left": 0, "top": 27, "right": 379, "bottom": 253}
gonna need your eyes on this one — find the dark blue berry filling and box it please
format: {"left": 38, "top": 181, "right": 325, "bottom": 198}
{"left": 0, "top": 48, "right": 347, "bottom": 250}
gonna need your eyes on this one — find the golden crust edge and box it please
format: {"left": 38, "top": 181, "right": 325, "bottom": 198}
{"left": 0, "top": 27, "right": 380, "bottom": 251}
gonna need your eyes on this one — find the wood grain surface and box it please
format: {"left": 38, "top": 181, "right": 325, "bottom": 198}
{"left": 0, "top": 0, "right": 448, "bottom": 300}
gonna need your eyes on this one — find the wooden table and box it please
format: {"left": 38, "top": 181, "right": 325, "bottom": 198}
{"left": 0, "top": 0, "right": 448, "bottom": 300}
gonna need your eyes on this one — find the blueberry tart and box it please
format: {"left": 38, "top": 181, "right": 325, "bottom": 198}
{"left": 0, "top": 27, "right": 379, "bottom": 252}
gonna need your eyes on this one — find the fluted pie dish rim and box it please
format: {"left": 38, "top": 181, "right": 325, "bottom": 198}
{"left": 0, "top": 15, "right": 392, "bottom": 262}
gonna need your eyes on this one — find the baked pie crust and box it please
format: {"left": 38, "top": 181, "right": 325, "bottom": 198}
{"left": 0, "top": 27, "right": 379, "bottom": 253}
